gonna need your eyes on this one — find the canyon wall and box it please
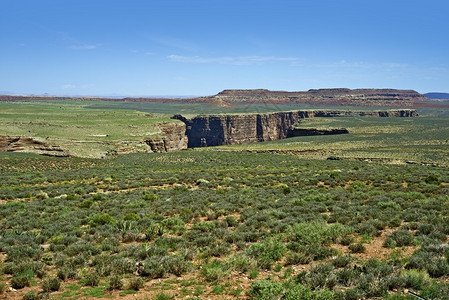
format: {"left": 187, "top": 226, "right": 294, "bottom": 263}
{"left": 145, "top": 122, "right": 188, "bottom": 152}
{"left": 173, "top": 109, "right": 417, "bottom": 148}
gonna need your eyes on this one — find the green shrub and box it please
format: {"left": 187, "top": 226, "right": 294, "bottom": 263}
{"left": 299, "top": 264, "right": 338, "bottom": 290}
{"left": 285, "top": 252, "right": 313, "bottom": 265}
{"left": 384, "top": 275, "right": 406, "bottom": 290}
{"left": 154, "top": 292, "right": 174, "bottom": 300}
{"left": 143, "top": 192, "right": 159, "bottom": 201}
{"left": 288, "top": 222, "right": 351, "bottom": 246}
{"left": 22, "top": 291, "right": 42, "bottom": 300}
{"left": 42, "top": 277, "right": 61, "bottom": 292}
{"left": 79, "top": 199, "right": 93, "bottom": 208}
{"left": 127, "top": 277, "right": 144, "bottom": 290}
{"left": 248, "top": 280, "right": 283, "bottom": 300}
{"left": 401, "top": 269, "right": 431, "bottom": 290}
{"left": 336, "top": 267, "right": 358, "bottom": 286}
{"left": 123, "top": 212, "right": 140, "bottom": 221}
{"left": 349, "top": 243, "right": 365, "bottom": 253}
{"left": 89, "top": 213, "right": 117, "bottom": 227}
{"left": 249, "top": 269, "right": 259, "bottom": 279}
{"left": 390, "top": 229, "right": 414, "bottom": 246}
{"left": 377, "top": 201, "right": 401, "bottom": 211}
{"left": 383, "top": 237, "right": 396, "bottom": 248}
{"left": 282, "top": 283, "right": 313, "bottom": 299}
{"left": 0, "top": 281, "right": 6, "bottom": 294}
{"left": 57, "top": 267, "right": 78, "bottom": 281}
{"left": 425, "top": 175, "right": 440, "bottom": 185}
{"left": 10, "top": 274, "right": 32, "bottom": 289}
{"left": 332, "top": 255, "right": 351, "bottom": 268}
{"left": 83, "top": 272, "right": 100, "bottom": 286}
{"left": 247, "top": 238, "right": 286, "bottom": 270}
{"left": 108, "top": 275, "right": 123, "bottom": 290}
{"left": 227, "top": 253, "right": 257, "bottom": 273}
{"left": 344, "top": 288, "right": 365, "bottom": 300}
{"left": 200, "top": 260, "right": 230, "bottom": 282}
{"left": 192, "top": 221, "right": 216, "bottom": 232}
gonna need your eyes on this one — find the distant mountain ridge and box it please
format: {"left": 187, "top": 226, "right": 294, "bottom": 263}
{"left": 425, "top": 92, "right": 449, "bottom": 100}
{"left": 196, "top": 88, "right": 427, "bottom": 107}
{"left": 0, "top": 88, "right": 443, "bottom": 108}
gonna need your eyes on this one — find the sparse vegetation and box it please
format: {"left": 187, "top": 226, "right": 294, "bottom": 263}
{"left": 0, "top": 101, "right": 449, "bottom": 298}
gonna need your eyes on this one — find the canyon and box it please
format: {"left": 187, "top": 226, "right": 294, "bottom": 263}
{"left": 171, "top": 109, "right": 417, "bottom": 148}
{"left": 0, "top": 108, "right": 418, "bottom": 157}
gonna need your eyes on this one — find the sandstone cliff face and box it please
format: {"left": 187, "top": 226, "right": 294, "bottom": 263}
{"left": 0, "top": 135, "right": 68, "bottom": 156}
{"left": 174, "top": 109, "right": 417, "bottom": 148}
{"left": 145, "top": 122, "right": 188, "bottom": 152}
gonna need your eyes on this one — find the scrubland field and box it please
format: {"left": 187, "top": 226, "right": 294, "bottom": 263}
{"left": 1, "top": 100, "right": 449, "bottom": 299}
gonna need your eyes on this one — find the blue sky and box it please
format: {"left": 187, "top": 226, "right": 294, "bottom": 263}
{"left": 1, "top": 0, "right": 448, "bottom": 96}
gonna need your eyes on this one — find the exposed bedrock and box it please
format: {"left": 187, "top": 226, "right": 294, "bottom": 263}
{"left": 173, "top": 109, "right": 417, "bottom": 148}
{"left": 145, "top": 122, "right": 188, "bottom": 152}
{"left": 0, "top": 135, "right": 68, "bottom": 157}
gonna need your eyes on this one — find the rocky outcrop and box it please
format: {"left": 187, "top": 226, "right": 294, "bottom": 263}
{"left": 145, "top": 122, "right": 188, "bottom": 152}
{"left": 173, "top": 109, "right": 417, "bottom": 148}
{"left": 0, "top": 135, "right": 68, "bottom": 156}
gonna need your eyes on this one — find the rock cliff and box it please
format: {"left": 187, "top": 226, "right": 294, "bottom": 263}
{"left": 173, "top": 109, "right": 417, "bottom": 148}
{"left": 145, "top": 122, "right": 188, "bottom": 152}
{"left": 0, "top": 135, "right": 68, "bottom": 156}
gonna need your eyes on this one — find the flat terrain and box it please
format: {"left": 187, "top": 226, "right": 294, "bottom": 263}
{"left": 216, "top": 115, "right": 449, "bottom": 167}
{"left": 0, "top": 100, "right": 449, "bottom": 299}
{"left": 0, "top": 101, "right": 173, "bottom": 157}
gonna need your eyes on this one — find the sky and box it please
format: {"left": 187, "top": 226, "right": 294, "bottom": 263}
{"left": 1, "top": 0, "right": 448, "bottom": 96}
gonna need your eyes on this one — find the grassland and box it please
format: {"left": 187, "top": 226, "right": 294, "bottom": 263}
{"left": 1, "top": 150, "right": 449, "bottom": 299}
{"left": 1, "top": 100, "right": 449, "bottom": 299}
{"left": 216, "top": 116, "right": 449, "bottom": 167}
{"left": 0, "top": 101, "right": 173, "bottom": 157}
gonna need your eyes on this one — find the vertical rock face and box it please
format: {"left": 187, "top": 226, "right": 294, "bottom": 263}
{"left": 145, "top": 122, "right": 188, "bottom": 152}
{"left": 174, "top": 111, "right": 316, "bottom": 147}
{"left": 173, "top": 109, "right": 417, "bottom": 148}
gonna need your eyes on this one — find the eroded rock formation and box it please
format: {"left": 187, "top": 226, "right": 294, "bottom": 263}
{"left": 173, "top": 109, "right": 417, "bottom": 148}
{"left": 145, "top": 122, "right": 188, "bottom": 152}
{"left": 0, "top": 135, "right": 68, "bottom": 156}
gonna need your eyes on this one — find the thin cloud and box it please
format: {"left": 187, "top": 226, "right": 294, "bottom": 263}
{"left": 68, "top": 43, "right": 102, "bottom": 50}
{"left": 167, "top": 55, "right": 302, "bottom": 65}
{"left": 61, "top": 84, "right": 76, "bottom": 89}
{"left": 315, "top": 60, "right": 410, "bottom": 69}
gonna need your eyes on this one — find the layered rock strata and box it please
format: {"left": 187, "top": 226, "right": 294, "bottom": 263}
{"left": 145, "top": 122, "right": 188, "bottom": 152}
{"left": 173, "top": 109, "right": 417, "bottom": 148}
{"left": 0, "top": 135, "right": 68, "bottom": 157}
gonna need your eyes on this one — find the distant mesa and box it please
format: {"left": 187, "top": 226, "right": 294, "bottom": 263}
{"left": 0, "top": 88, "right": 436, "bottom": 107}
{"left": 200, "top": 88, "right": 427, "bottom": 107}
{"left": 424, "top": 92, "right": 449, "bottom": 100}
